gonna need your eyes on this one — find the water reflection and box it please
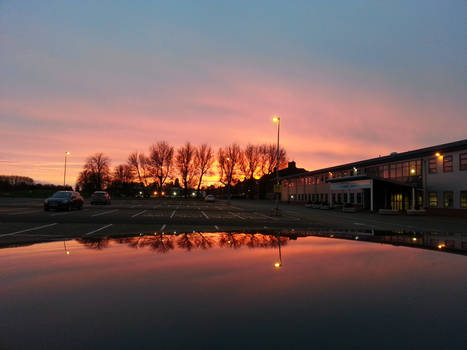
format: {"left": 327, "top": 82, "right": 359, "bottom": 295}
{"left": 77, "top": 233, "right": 289, "bottom": 254}
{"left": 1, "top": 232, "right": 466, "bottom": 350}
{"left": 63, "top": 240, "right": 70, "bottom": 255}
{"left": 75, "top": 231, "right": 466, "bottom": 256}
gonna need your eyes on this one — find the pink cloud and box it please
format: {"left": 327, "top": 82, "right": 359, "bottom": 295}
{"left": 1, "top": 67, "right": 466, "bottom": 185}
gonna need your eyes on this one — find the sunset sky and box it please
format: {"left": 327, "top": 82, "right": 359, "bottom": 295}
{"left": 1, "top": 1, "right": 466, "bottom": 185}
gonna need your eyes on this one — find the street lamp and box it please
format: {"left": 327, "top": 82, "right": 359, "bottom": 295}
{"left": 272, "top": 116, "right": 281, "bottom": 216}
{"left": 63, "top": 152, "right": 70, "bottom": 187}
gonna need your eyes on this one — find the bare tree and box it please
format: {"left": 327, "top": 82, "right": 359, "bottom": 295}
{"left": 77, "top": 153, "right": 111, "bottom": 191}
{"left": 258, "top": 144, "right": 287, "bottom": 176}
{"left": 218, "top": 143, "right": 242, "bottom": 196}
{"left": 127, "top": 152, "right": 149, "bottom": 186}
{"left": 194, "top": 144, "right": 214, "bottom": 192}
{"left": 113, "top": 164, "right": 133, "bottom": 183}
{"left": 241, "top": 144, "right": 262, "bottom": 180}
{"left": 175, "top": 142, "right": 196, "bottom": 198}
{"left": 147, "top": 141, "right": 174, "bottom": 194}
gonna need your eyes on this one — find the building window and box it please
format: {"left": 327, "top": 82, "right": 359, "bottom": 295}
{"left": 461, "top": 191, "right": 467, "bottom": 208}
{"left": 350, "top": 193, "right": 355, "bottom": 203}
{"left": 337, "top": 193, "right": 342, "bottom": 203}
{"left": 383, "top": 165, "right": 389, "bottom": 178}
{"left": 390, "top": 164, "right": 396, "bottom": 178}
{"left": 391, "top": 193, "right": 403, "bottom": 211}
{"left": 428, "top": 158, "right": 437, "bottom": 174}
{"left": 443, "top": 192, "right": 453, "bottom": 208}
{"left": 460, "top": 153, "right": 467, "bottom": 171}
{"left": 429, "top": 192, "right": 438, "bottom": 208}
{"left": 357, "top": 192, "right": 362, "bottom": 204}
{"left": 443, "top": 155, "right": 453, "bottom": 172}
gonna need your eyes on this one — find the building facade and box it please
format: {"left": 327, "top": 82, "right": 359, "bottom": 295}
{"left": 281, "top": 139, "right": 467, "bottom": 212}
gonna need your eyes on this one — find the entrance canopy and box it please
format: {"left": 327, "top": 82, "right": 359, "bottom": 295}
{"left": 327, "top": 175, "right": 421, "bottom": 211}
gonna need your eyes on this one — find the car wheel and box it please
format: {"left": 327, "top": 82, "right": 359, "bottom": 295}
{"left": 67, "top": 204, "right": 72, "bottom": 211}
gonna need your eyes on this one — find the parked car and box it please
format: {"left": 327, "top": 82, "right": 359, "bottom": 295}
{"left": 44, "top": 191, "right": 84, "bottom": 211}
{"left": 91, "top": 191, "right": 111, "bottom": 205}
{"left": 204, "top": 194, "right": 216, "bottom": 202}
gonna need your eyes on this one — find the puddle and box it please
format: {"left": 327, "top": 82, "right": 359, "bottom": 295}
{"left": 0, "top": 233, "right": 466, "bottom": 349}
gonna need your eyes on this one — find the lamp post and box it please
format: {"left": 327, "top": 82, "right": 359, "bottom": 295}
{"left": 272, "top": 116, "right": 281, "bottom": 215}
{"left": 63, "top": 152, "right": 70, "bottom": 188}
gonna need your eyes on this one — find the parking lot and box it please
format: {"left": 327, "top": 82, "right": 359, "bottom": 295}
{"left": 0, "top": 197, "right": 466, "bottom": 247}
{"left": 0, "top": 198, "right": 308, "bottom": 247}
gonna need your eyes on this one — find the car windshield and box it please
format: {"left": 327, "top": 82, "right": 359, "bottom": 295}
{"left": 51, "top": 192, "right": 71, "bottom": 198}
{"left": 94, "top": 193, "right": 106, "bottom": 196}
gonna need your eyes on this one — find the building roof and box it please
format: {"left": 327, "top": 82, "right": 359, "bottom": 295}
{"left": 282, "top": 138, "right": 467, "bottom": 180}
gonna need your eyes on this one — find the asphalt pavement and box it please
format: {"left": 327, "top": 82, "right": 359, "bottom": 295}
{"left": 0, "top": 197, "right": 465, "bottom": 247}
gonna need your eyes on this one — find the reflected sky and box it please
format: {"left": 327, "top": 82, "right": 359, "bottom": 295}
{"left": 1, "top": 234, "right": 466, "bottom": 349}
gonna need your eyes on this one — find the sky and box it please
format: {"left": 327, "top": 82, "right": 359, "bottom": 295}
{"left": 1, "top": 0, "right": 466, "bottom": 185}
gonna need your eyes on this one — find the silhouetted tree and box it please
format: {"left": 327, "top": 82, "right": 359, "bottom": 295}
{"left": 194, "top": 144, "right": 214, "bottom": 192}
{"left": 148, "top": 141, "right": 174, "bottom": 194}
{"left": 128, "top": 152, "right": 149, "bottom": 186}
{"left": 177, "top": 233, "right": 196, "bottom": 251}
{"left": 218, "top": 143, "right": 242, "bottom": 197}
{"left": 113, "top": 164, "right": 133, "bottom": 183}
{"left": 175, "top": 142, "right": 196, "bottom": 198}
{"left": 76, "top": 153, "right": 111, "bottom": 192}
{"left": 241, "top": 144, "right": 261, "bottom": 180}
{"left": 259, "top": 144, "right": 287, "bottom": 176}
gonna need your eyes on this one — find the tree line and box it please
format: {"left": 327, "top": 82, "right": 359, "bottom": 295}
{"left": 78, "top": 232, "right": 289, "bottom": 252}
{"left": 76, "top": 142, "right": 287, "bottom": 197}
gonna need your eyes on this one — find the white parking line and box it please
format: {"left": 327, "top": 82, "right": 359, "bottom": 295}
{"left": 160, "top": 224, "right": 167, "bottom": 232}
{"left": 91, "top": 209, "right": 119, "bottom": 217}
{"left": 84, "top": 224, "right": 113, "bottom": 236}
{"left": 229, "top": 211, "right": 245, "bottom": 220}
{"left": 0, "top": 223, "right": 58, "bottom": 237}
{"left": 201, "top": 211, "right": 209, "bottom": 219}
{"left": 214, "top": 225, "right": 219, "bottom": 230}
{"left": 8, "top": 209, "right": 41, "bottom": 216}
{"left": 170, "top": 210, "right": 176, "bottom": 219}
{"left": 131, "top": 210, "right": 147, "bottom": 218}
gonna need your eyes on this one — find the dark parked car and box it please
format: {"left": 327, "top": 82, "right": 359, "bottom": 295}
{"left": 91, "top": 191, "right": 111, "bottom": 205}
{"left": 44, "top": 191, "right": 84, "bottom": 211}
